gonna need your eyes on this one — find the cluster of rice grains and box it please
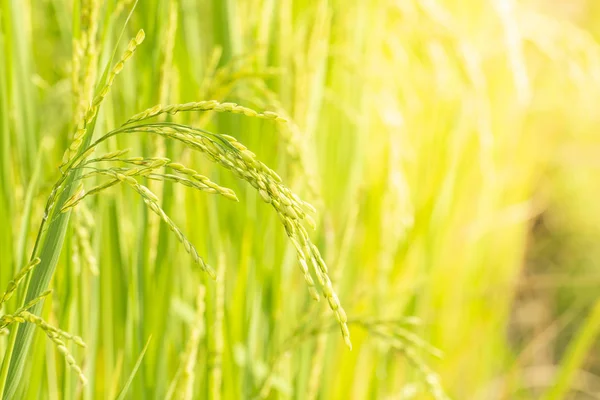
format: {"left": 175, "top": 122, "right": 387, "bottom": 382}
{"left": 15, "top": 28, "right": 351, "bottom": 392}
{"left": 54, "top": 29, "right": 351, "bottom": 349}
{"left": 0, "top": 259, "right": 87, "bottom": 384}
{"left": 215, "top": 134, "right": 352, "bottom": 348}
{"left": 124, "top": 100, "right": 287, "bottom": 125}
{"left": 65, "top": 113, "right": 352, "bottom": 349}
{"left": 127, "top": 119, "right": 349, "bottom": 346}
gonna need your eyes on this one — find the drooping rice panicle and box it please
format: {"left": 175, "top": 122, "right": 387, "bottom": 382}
{"left": 146, "top": 173, "right": 238, "bottom": 201}
{"left": 0, "top": 266, "right": 84, "bottom": 367}
{"left": 83, "top": 122, "right": 351, "bottom": 348}
{"left": 0, "top": 258, "right": 41, "bottom": 306}
{"left": 18, "top": 311, "right": 86, "bottom": 348}
{"left": 86, "top": 169, "right": 217, "bottom": 279}
{"left": 35, "top": 329, "right": 88, "bottom": 385}
{"left": 11, "top": 289, "right": 53, "bottom": 317}
{"left": 59, "top": 160, "right": 238, "bottom": 212}
{"left": 122, "top": 100, "right": 287, "bottom": 126}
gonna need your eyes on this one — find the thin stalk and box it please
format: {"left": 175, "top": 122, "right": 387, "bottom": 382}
{"left": 0, "top": 4, "right": 140, "bottom": 395}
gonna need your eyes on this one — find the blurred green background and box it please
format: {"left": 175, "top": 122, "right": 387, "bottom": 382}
{"left": 1, "top": 0, "right": 600, "bottom": 398}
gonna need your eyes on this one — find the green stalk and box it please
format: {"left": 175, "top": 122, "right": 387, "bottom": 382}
{"left": 0, "top": 108, "right": 102, "bottom": 398}
{"left": 0, "top": 184, "right": 73, "bottom": 398}
{"left": 0, "top": 4, "right": 140, "bottom": 396}
{"left": 0, "top": 152, "right": 45, "bottom": 397}
{"left": 0, "top": 4, "right": 14, "bottom": 283}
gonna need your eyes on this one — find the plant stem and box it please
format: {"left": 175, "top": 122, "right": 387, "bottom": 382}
{"left": 1, "top": 178, "right": 77, "bottom": 398}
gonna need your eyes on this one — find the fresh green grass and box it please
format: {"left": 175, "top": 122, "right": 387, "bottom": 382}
{"left": 1, "top": 1, "right": 600, "bottom": 399}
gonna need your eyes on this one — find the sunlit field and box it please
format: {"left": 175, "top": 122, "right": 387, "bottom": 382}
{"left": 1, "top": 1, "right": 600, "bottom": 399}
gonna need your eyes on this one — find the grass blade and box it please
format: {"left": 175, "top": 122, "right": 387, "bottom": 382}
{"left": 115, "top": 336, "right": 152, "bottom": 400}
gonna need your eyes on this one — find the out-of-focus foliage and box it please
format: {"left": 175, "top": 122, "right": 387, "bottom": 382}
{"left": 0, "top": 0, "right": 599, "bottom": 398}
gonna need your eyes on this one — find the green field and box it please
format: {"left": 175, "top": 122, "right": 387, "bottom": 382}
{"left": 1, "top": 1, "right": 600, "bottom": 399}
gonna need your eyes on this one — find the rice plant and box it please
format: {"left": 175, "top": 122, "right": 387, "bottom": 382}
{"left": 2, "top": 21, "right": 359, "bottom": 396}
{"left": 2, "top": 0, "right": 600, "bottom": 399}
